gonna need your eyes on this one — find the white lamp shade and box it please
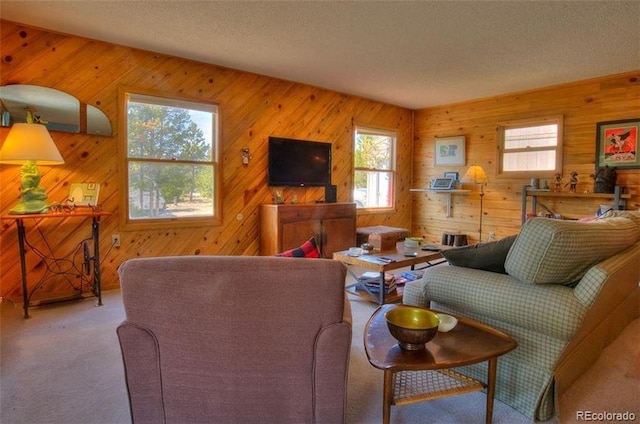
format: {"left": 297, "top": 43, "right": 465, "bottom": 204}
{"left": 463, "top": 165, "right": 488, "bottom": 185}
{"left": 0, "top": 123, "right": 64, "bottom": 165}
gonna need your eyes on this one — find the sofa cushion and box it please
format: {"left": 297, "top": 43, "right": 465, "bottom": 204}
{"left": 441, "top": 235, "right": 517, "bottom": 274}
{"left": 598, "top": 209, "right": 640, "bottom": 226}
{"left": 505, "top": 217, "right": 639, "bottom": 285}
{"left": 276, "top": 237, "right": 320, "bottom": 258}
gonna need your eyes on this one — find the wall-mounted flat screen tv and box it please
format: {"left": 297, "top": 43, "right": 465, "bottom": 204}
{"left": 268, "top": 137, "right": 332, "bottom": 187}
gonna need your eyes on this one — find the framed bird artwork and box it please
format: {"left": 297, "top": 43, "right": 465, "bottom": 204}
{"left": 596, "top": 118, "right": 640, "bottom": 169}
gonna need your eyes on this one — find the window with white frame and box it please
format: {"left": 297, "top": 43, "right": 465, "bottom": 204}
{"left": 497, "top": 115, "right": 563, "bottom": 178}
{"left": 353, "top": 126, "right": 396, "bottom": 209}
{"left": 120, "top": 91, "right": 220, "bottom": 228}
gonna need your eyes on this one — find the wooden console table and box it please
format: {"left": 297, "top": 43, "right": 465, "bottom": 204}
{"left": 2, "top": 209, "right": 111, "bottom": 318}
{"left": 260, "top": 202, "right": 356, "bottom": 258}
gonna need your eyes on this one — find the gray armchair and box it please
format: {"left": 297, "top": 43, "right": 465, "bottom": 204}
{"left": 117, "top": 256, "right": 352, "bottom": 424}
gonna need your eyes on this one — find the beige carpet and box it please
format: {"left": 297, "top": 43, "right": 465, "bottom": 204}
{"left": 1, "top": 289, "right": 638, "bottom": 423}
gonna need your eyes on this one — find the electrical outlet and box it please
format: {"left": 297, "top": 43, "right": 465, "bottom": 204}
{"left": 112, "top": 234, "right": 121, "bottom": 247}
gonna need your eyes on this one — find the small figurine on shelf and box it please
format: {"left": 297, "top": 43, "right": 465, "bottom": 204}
{"left": 273, "top": 190, "right": 284, "bottom": 204}
{"left": 554, "top": 172, "right": 562, "bottom": 192}
{"left": 565, "top": 171, "right": 579, "bottom": 193}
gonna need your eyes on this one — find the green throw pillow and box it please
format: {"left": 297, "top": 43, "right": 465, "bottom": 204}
{"left": 441, "top": 235, "right": 518, "bottom": 274}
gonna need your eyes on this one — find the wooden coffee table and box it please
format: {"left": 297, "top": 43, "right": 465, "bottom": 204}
{"left": 364, "top": 305, "right": 517, "bottom": 424}
{"left": 333, "top": 242, "right": 447, "bottom": 304}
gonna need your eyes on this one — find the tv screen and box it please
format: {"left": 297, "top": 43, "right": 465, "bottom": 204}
{"left": 268, "top": 137, "right": 332, "bottom": 187}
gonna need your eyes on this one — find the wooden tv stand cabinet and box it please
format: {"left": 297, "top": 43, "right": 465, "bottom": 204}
{"left": 260, "top": 202, "right": 356, "bottom": 258}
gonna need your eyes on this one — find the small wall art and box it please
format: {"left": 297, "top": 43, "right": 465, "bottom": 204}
{"left": 434, "top": 136, "right": 466, "bottom": 167}
{"left": 596, "top": 118, "right": 640, "bottom": 169}
{"left": 68, "top": 183, "right": 100, "bottom": 206}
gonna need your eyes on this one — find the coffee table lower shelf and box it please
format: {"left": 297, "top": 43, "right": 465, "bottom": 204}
{"left": 392, "top": 368, "right": 486, "bottom": 406}
{"left": 346, "top": 286, "right": 404, "bottom": 304}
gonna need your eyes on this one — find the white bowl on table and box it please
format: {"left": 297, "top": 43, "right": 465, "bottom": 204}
{"left": 436, "top": 313, "right": 458, "bottom": 332}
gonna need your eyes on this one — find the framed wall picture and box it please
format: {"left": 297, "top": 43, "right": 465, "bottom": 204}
{"left": 435, "top": 136, "right": 465, "bottom": 166}
{"left": 68, "top": 183, "right": 100, "bottom": 206}
{"left": 596, "top": 118, "right": 640, "bottom": 169}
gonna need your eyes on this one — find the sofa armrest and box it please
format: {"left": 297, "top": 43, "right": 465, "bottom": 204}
{"left": 573, "top": 242, "right": 640, "bottom": 307}
{"left": 117, "top": 322, "right": 165, "bottom": 424}
{"left": 422, "top": 266, "right": 587, "bottom": 340}
{"left": 402, "top": 279, "right": 429, "bottom": 307}
{"left": 314, "top": 297, "right": 352, "bottom": 424}
{"left": 555, "top": 241, "right": 640, "bottom": 400}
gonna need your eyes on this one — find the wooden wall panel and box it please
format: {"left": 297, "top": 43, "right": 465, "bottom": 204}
{"left": 413, "top": 72, "right": 640, "bottom": 244}
{"left": 0, "top": 21, "right": 413, "bottom": 302}
{"left": 2, "top": 20, "right": 637, "bottom": 304}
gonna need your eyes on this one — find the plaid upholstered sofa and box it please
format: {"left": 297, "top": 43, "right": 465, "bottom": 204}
{"left": 403, "top": 211, "right": 640, "bottom": 421}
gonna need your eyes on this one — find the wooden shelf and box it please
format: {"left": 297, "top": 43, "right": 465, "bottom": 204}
{"left": 410, "top": 189, "right": 471, "bottom": 194}
{"left": 519, "top": 189, "right": 631, "bottom": 199}
{"left": 520, "top": 185, "right": 629, "bottom": 224}
{"left": 410, "top": 189, "right": 471, "bottom": 217}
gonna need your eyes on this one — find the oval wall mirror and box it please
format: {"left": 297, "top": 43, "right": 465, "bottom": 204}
{"left": 0, "top": 84, "right": 112, "bottom": 136}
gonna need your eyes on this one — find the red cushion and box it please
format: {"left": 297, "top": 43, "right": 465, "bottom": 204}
{"left": 276, "top": 237, "right": 320, "bottom": 258}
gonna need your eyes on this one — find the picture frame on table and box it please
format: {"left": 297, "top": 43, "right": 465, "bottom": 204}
{"left": 68, "top": 183, "right": 100, "bottom": 206}
{"left": 443, "top": 171, "right": 459, "bottom": 182}
{"left": 595, "top": 118, "right": 640, "bottom": 169}
{"left": 434, "top": 136, "right": 465, "bottom": 166}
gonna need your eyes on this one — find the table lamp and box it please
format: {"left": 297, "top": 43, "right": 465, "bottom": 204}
{"left": 463, "top": 165, "right": 488, "bottom": 242}
{"left": 0, "top": 120, "right": 64, "bottom": 214}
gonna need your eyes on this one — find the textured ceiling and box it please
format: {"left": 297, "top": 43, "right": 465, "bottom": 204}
{"left": 1, "top": 1, "right": 639, "bottom": 109}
